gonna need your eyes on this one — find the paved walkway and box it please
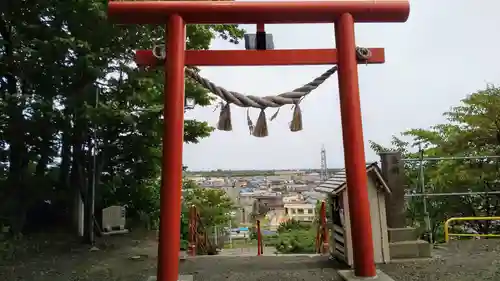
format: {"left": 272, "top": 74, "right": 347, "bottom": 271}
{"left": 218, "top": 247, "right": 317, "bottom": 257}
{"left": 180, "top": 255, "right": 344, "bottom": 281}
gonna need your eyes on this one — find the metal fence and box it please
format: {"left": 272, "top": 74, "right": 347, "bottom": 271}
{"left": 401, "top": 148, "right": 500, "bottom": 243}
{"left": 207, "top": 226, "right": 230, "bottom": 249}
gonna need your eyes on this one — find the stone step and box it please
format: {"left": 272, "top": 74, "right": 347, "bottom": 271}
{"left": 388, "top": 227, "right": 418, "bottom": 242}
{"left": 389, "top": 240, "right": 432, "bottom": 259}
{"left": 147, "top": 275, "right": 193, "bottom": 281}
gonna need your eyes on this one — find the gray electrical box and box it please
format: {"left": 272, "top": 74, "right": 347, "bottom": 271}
{"left": 244, "top": 33, "right": 275, "bottom": 50}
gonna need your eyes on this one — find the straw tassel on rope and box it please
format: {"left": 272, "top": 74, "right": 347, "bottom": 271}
{"left": 269, "top": 107, "right": 281, "bottom": 122}
{"left": 217, "top": 103, "right": 232, "bottom": 131}
{"left": 246, "top": 109, "right": 254, "bottom": 135}
{"left": 252, "top": 109, "right": 269, "bottom": 137}
{"left": 290, "top": 102, "right": 303, "bottom": 132}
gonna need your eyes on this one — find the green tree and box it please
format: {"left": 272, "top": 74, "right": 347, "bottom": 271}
{"left": 0, "top": 0, "right": 244, "bottom": 234}
{"left": 179, "top": 180, "right": 235, "bottom": 251}
{"left": 182, "top": 180, "right": 235, "bottom": 228}
{"left": 369, "top": 85, "right": 500, "bottom": 242}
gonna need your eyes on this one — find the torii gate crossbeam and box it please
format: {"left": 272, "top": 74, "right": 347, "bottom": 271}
{"left": 107, "top": 1, "right": 410, "bottom": 281}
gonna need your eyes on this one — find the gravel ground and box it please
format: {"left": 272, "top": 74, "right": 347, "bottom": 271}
{"left": 1, "top": 233, "right": 500, "bottom": 281}
{"left": 380, "top": 240, "right": 500, "bottom": 281}
{"left": 184, "top": 240, "right": 500, "bottom": 281}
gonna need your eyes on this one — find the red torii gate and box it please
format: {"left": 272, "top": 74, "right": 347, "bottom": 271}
{"left": 107, "top": 1, "right": 410, "bottom": 280}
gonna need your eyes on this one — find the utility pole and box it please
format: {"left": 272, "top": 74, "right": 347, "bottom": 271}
{"left": 320, "top": 145, "right": 328, "bottom": 181}
{"left": 418, "top": 144, "right": 432, "bottom": 243}
{"left": 84, "top": 85, "right": 99, "bottom": 245}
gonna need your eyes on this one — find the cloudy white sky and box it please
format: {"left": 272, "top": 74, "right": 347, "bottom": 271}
{"left": 183, "top": 0, "right": 500, "bottom": 171}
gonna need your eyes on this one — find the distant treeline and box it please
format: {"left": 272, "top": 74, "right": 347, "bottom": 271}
{"left": 185, "top": 169, "right": 341, "bottom": 178}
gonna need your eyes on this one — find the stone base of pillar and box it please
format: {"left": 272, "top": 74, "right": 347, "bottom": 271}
{"left": 146, "top": 275, "right": 193, "bottom": 281}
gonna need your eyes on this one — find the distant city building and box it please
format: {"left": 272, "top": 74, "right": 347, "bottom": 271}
{"left": 284, "top": 201, "right": 316, "bottom": 222}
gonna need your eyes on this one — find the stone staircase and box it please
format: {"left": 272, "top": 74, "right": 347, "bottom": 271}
{"left": 388, "top": 227, "right": 432, "bottom": 260}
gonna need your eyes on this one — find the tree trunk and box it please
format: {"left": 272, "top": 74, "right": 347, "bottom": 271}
{"left": 0, "top": 17, "right": 29, "bottom": 234}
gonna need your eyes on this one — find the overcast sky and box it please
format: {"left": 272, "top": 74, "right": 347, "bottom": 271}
{"left": 183, "top": 0, "right": 500, "bottom": 171}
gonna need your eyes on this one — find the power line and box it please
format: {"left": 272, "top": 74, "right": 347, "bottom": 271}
{"left": 405, "top": 191, "right": 500, "bottom": 197}
{"left": 403, "top": 155, "right": 500, "bottom": 162}
{"left": 417, "top": 145, "right": 432, "bottom": 242}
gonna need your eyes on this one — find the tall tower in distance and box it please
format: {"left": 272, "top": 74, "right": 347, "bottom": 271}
{"left": 320, "top": 145, "right": 328, "bottom": 181}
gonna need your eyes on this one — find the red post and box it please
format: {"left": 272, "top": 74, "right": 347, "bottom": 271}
{"left": 335, "top": 13, "right": 376, "bottom": 278}
{"left": 188, "top": 206, "right": 197, "bottom": 256}
{"left": 256, "top": 220, "right": 262, "bottom": 256}
{"left": 320, "top": 201, "right": 329, "bottom": 254}
{"left": 158, "top": 14, "right": 186, "bottom": 281}
{"left": 257, "top": 23, "right": 265, "bottom": 32}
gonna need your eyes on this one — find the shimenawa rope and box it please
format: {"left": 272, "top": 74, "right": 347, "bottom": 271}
{"left": 151, "top": 45, "right": 371, "bottom": 137}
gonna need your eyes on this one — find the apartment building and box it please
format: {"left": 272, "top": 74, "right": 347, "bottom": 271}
{"left": 284, "top": 201, "right": 316, "bottom": 222}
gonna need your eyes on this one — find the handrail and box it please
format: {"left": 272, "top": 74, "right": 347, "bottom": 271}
{"left": 188, "top": 205, "right": 197, "bottom": 256}
{"left": 188, "top": 205, "right": 215, "bottom": 255}
{"left": 256, "top": 220, "right": 263, "bottom": 256}
{"left": 444, "top": 216, "right": 500, "bottom": 243}
{"left": 315, "top": 201, "right": 329, "bottom": 254}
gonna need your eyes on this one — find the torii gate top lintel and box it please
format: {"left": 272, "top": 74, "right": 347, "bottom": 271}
{"left": 108, "top": 0, "right": 410, "bottom": 25}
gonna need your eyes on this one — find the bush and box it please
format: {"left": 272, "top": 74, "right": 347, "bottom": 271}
{"left": 180, "top": 239, "right": 188, "bottom": 250}
{"left": 250, "top": 228, "right": 258, "bottom": 240}
{"left": 275, "top": 229, "right": 316, "bottom": 254}
{"left": 277, "top": 219, "right": 312, "bottom": 233}
{"left": 262, "top": 234, "right": 279, "bottom": 247}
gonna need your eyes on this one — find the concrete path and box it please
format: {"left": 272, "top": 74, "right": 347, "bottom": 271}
{"left": 217, "top": 246, "right": 276, "bottom": 256}
{"left": 213, "top": 246, "right": 323, "bottom": 257}
{"left": 180, "top": 255, "right": 345, "bottom": 281}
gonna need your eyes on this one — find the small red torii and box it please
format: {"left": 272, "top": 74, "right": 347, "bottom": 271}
{"left": 107, "top": 1, "right": 410, "bottom": 281}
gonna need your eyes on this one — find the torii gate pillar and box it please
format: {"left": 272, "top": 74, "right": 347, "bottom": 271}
{"left": 108, "top": 1, "right": 410, "bottom": 281}
{"left": 160, "top": 14, "right": 186, "bottom": 281}
{"left": 335, "top": 12, "right": 375, "bottom": 276}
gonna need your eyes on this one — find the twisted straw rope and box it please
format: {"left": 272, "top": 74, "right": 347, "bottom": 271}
{"left": 151, "top": 46, "right": 372, "bottom": 136}
{"left": 186, "top": 66, "right": 337, "bottom": 109}
{"left": 154, "top": 46, "right": 372, "bottom": 108}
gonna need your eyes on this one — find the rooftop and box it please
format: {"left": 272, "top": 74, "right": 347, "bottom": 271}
{"left": 314, "top": 162, "right": 390, "bottom": 195}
